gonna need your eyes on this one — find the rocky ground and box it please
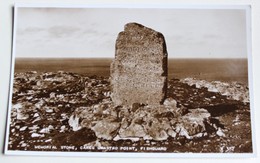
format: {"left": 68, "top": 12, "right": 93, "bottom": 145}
{"left": 8, "top": 71, "right": 252, "bottom": 153}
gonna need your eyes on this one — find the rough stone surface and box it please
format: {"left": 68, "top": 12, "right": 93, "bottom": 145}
{"left": 91, "top": 120, "right": 120, "bottom": 140}
{"left": 74, "top": 97, "right": 211, "bottom": 141}
{"left": 111, "top": 22, "right": 168, "bottom": 106}
{"left": 177, "top": 108, "right": 211, "bottom": 138}
{"left": 181, "top": 78, "right": 249, "bottom": 103}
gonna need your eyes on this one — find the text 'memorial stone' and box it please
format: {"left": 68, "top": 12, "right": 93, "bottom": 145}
{"left": 111, "top": 22, "right": 168, "bottom": 106}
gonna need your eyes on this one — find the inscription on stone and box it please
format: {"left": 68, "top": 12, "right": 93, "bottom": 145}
{"left": 111, "top": 22, "right": 168, "bottom": 106}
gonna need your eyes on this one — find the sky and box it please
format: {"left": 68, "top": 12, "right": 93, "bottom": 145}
{"left": 15, "top": 7, "right": 248, "bottom": 58}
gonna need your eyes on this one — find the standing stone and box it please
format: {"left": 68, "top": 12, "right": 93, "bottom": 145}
{"left": 111, "top": 22, "right": 168, "bottom": 106}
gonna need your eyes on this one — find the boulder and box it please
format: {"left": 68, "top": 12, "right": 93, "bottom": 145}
{"left": 91, "top": 120, "right": 120, "bottom": 140}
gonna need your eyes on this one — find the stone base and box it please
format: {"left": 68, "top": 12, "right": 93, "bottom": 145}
{"left": 69, "top": 98, "right": 216, "bottom": 141}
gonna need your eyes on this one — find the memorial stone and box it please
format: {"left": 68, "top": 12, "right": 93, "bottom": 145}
{"left": 111, "top": 22, "right": 168, "bottom": 106}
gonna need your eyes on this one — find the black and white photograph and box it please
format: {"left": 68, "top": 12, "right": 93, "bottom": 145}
{"left": 5, "top": 4, "right": 254, "bottom": 156}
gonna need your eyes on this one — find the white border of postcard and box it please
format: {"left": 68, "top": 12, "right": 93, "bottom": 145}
{"left": 4, "top": 3, "right": 256, "bottom": 158}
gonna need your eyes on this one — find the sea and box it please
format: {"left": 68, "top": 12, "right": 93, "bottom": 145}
{"left": 14, "top": 58, "right": 249, "bottom": 85}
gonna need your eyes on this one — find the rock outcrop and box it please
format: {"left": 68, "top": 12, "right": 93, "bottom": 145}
{"left": 8, "top": 71, "right": 252, "bottom": 153}
{"left": 181, "top": 78, "right": 249, "bottom": 103}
